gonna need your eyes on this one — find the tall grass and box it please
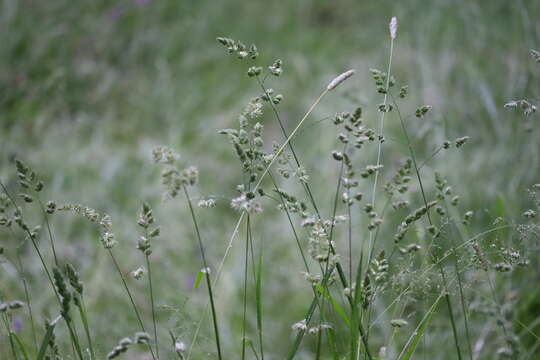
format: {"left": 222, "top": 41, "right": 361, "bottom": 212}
{"left": 1, "top": 3, "right": 539, "bottom": 359}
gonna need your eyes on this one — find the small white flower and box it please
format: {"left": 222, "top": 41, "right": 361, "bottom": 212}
{"left": 301, "top": 217, "right": 316, "bottom": 227}
{"left": 292, "top": 319, "right": 308, "bottom": 332}
{"left": 231, "top": 194, "right": 263, "bottom": 214}
{"left": 244, "top": 99, "right": 263, "bottom": 119}
{"left": 198, "top": 199, "right": 216, "bottom": 208}
{"left": 175, "top": 341, "right": 186, "bottom": 353}
{"left": 131, "top": 267, "right": 145, "bottom": 280}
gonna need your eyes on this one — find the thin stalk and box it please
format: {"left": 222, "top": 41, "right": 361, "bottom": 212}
{"left": 255, "top": 76, "right": 322, "bottom": 216}
{"left": 444, "top": 204, "right": 473, "bottom": 360}
{"left": 248, "top": 225, "right": 265, "bottom": 360}
{"left": 268, "top": 172, "right": 333, "bottom": 356}
{"left": 190, "top": 86, "right": 331, "bottom": 356}
{"left": 107, "top": 249, "right": 157, "bottom": 360}
{"left": 316, "top": 149, "right": 345, "bottom": 359}
{"left": 390, "top": 94, "right": 463, "bottom": 360}
{"left": 241, "top": 215, "right": 250, "bottom": 360}
{"left": 450, "top": 199, "right": 514, "bottom": 358}
{"left": 0, "top": 180, "right": 60, "bottom": 303}
{"left": 287, "top": 269, "right": 332, "bottom": 360}
{"left": 257, "top": 75, "right": 354, "bottom": 291}
{"left": 486, "top": 272, "right": 512, "bottom": 348}
{"left": 363, "top": 197, "right": 393, "bottom": 349}
{"left": 248, "top": 340, "right": 261, "bottom": 360}
{"left": 452, "top": 254, "right": 473, "bottom": 360}
{"left": 267, "top": 171, "right": 327, "bottom": 305}
{"left": 77, "top": 297, "right": 96, "bottom": 360}
{"left": 36, "top": 197, "right": 59, "bottom": 266}
{"left": 2, "top": 314, "right": 19, "bottom": 360}
{"left": 359, "top": 34, "right": 395, "bottom": 349}
{"left": 418, "top": 145, "right": 444, "bottom": 170}
{"left": 15, "top": 245, "right": 38, "bottom": 351}
{"left": 64, "top": 320, "right": 84, "bottom": 360}
{"left": 369, "top": 225, "right": 511, "bottom": 332}
{"left": 146, "top": 255, "right": 159, "bottom": 359}
{"left": 1, "top": 182, "right": 89, "bottom": 360}
{"left": 182, "top": 185, "right": 222, "bottom": 360}
{"left": 0, "top": 178, "right": 89, "bottom": 360}
{"left": 268, "top": 172, "right": 311, "bottom": 272}
{"left": 328, "top": 148, "right": 371, "bottom": 359}
{"left": 446, "top": 201, "right": 505, "bottom": 360}
{"left": 252, "top": 89, "right": 328, "bottom": 194}
{"left": 186, "top": 212, "right": 245, "bottom": 360}
{"left": 347, "top": 187, "right": 352, "bottom": 281}
{"left": 367, "top": 35, "right": 395, "bottom": 265}
{"left": 2, "top": 180, "right": 126, "bottom": 359}
{"left": 289, "top": 152, "right": 372, "bottom": 360}
{"left": 315, "top": 320, "right": 323, "bottom": 360}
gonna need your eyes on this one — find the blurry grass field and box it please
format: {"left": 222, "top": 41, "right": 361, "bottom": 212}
{"left": 1, "top": 0, "right": 539, "bottom": 359}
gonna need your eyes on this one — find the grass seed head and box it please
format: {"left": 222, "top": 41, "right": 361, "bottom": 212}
{"left": 327, "top": 69, "right": 355, "bottom": 91}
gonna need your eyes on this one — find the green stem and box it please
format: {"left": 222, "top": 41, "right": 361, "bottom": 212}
{"left": 267, "top": 172, "right": 311, "bottom": 273}
{"left": 390, "top": 93, "right": 463, "bottom": 360}
{"left": 146, "top": 255, "right": 159, "bottom": 359}
{"left": 64, "top": 319, "right": 84, "bottom": 360}
{"left": 2, "top": 314, "right": 19, "bottom": 360}
{"left": 182, "top": 185, "right": 223, "bottom": 360}
{"left": 255, "top": 76, "right": 322, "bottom": 217}
{"left": 107, "top": 249, "right": 157, "bottom": 360}
{"left": 78, "top": 297, "right": 96, "bottom": 360}
{"left": 14, "top": 244, "right": 38, "bottom": 352}
{"left": 0, "top": 180, "right": 60, "bottom": 303}
{"left": 241, "top": 215, "right": 250, "bottom": 360}
{"left": 444, "top": 203, "right": 473, "bottom": 360}
{"left": 0, "top": 179, "right": 88, "bottom": 358}
{"left": 36, "top": 196, "right": 59, "bottom": 267}
{"left": 366, "top": 36, "right": 395, "bottom": 267}
{"left": 252, "top": 89, "right": 328, "bottom": 194}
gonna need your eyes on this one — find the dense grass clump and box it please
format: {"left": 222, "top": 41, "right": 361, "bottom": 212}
{"left": 1, "top": 2, "right": 540, "bottom": 359}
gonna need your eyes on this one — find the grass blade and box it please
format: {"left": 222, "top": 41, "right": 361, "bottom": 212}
{"left": 10, "top": 331, "right": 29, "bottom": 360}
{"left": 397, "top": 293, "right": 443, "bottom": 360}
{"left": 315, "top": 285, "right": 350, "bottom": 328}
{"left": 255, "top": 245, "right": 265, "bottom": 359}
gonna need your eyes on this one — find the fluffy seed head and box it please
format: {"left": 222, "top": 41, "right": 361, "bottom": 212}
{"left": 327, "top": 70, "right": 355, "bottom": 91}
{"left": 389, "top": 17, "right": 398, "bottom": 39}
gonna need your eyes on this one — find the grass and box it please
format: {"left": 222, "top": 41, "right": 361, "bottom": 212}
{"left": 1, "top": 0, "right": 540, "bottom": 359}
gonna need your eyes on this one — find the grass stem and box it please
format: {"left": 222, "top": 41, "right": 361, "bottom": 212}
{"left": 182, "top": 185, "right": 223, "bottom": 360}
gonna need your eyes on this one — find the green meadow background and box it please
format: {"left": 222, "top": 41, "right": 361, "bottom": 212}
{"left": 1, "top": 0, "right": 539, "bottom": 358}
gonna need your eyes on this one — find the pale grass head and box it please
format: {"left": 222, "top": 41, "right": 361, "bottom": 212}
{"left": 390, "top": 16, "right": 398, "bottom": 39}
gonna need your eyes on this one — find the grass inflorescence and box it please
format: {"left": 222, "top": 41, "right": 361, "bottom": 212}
{"left": 1, "top": 12, "right": 539, "bottom": 360}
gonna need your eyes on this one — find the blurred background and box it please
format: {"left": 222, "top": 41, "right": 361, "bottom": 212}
{"left": 1, "top": 0, "right": 539, "bottom": 358}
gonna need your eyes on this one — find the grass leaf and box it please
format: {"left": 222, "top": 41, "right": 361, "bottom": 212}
{"left": 315, "top": 284, "right": 350, "bottom": 328}
{"left": 255, "top": 246, "right": 265, "bottom": 359}
{"left": 11, "top": 331, "right": 30, "bottom": 360}
{"left": 397, "top": 293, "right": 444, "bottom": 360}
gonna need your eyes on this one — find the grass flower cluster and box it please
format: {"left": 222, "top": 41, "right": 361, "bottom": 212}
{"left": 0, "top": 14, "right": 539, "bottom": 360}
